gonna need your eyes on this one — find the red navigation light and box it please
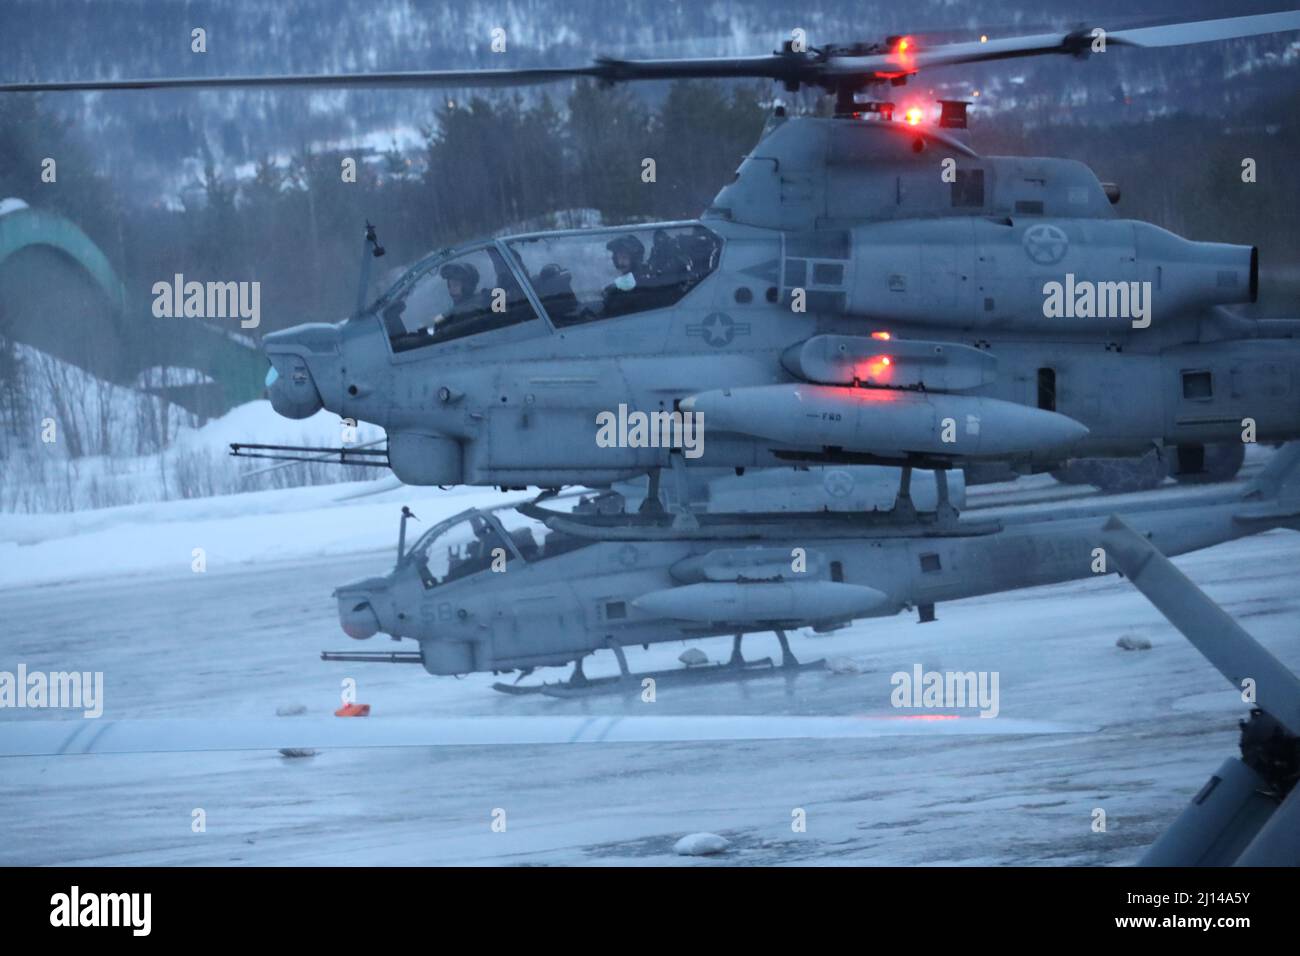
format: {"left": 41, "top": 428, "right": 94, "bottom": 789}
{"left": 855, "top": 354, "right": 895, "bottom": 383}
{"left": 871, "top": 330, "right": 892, "bottom": 340}
{"left": 891, "top": 35, "right": 917, "bottom": 70}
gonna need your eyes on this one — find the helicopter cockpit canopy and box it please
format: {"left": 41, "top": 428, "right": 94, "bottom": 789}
{"left": 378, "top": 222, "right": 721, "bottom": 352}
{"left": 505, "top": 223, "right": 721, "bottom": 326}
{"left": 405, "top": 507, "right": 588, "bottom": 589}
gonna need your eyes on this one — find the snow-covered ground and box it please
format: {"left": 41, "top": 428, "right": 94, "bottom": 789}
{"left": 1, "top": 341, "right": 387, "bottom": 513}
{"left": 0, "top": 463, "right": 520, "bottom": 590}
{"left": 1, "top": 465, "right": 1297, "bottom": 865}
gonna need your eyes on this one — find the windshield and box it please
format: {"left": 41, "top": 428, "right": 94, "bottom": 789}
{"left": 493, "top": 508, "right": 589, "bottom": 562}
{"left": 406, "top": 508, "right": 589, "bottom": 588}
{"left": 379, "top": 245, "right": 538, "bottom": 352}
{"left": 411, "top": 511, "right": 515, "bottom": 589}
{"left": 506, "top": 223, "right": 721, "bottom": 327}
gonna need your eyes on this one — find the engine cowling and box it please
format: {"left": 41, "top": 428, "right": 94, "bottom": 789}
{"left": 809, "top": 218, "right": 1256, "bottom": 332}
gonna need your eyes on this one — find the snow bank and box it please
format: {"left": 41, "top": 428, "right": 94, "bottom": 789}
{"left": 0, "top": 477, "right": 524, "bottom": 590}
{"left": 174, "top": 399, "right": 383, "bottom": 455}
{"left": 3, "top": 337, "right": 388, "bottom": 512}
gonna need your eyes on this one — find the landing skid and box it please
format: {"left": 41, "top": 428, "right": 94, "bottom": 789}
{"left": 492, "top": 658, "right": 827, "bottom": 698}
{"left": 490, "top": 631, "right": 825, "bottom": 698}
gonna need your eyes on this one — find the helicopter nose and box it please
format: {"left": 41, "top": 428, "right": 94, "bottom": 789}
{"left": 339, "top": 599, "right": 381, "bottom": 640}
{"left": 263, "top": 324, "right": 341, "bottom": 419}
{"left": 264, "top": 353, "right": 323, "bottom": 419}
{"left": 334, "top": 577, "right": 391, "bottom": 640}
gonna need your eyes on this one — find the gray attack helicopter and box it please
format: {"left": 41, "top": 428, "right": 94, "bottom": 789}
{"left": 8, "top": 12, "right": 1300, "bottom": 498}
{"left": 322, "top": 442, "right": 1300, "bottom": 696}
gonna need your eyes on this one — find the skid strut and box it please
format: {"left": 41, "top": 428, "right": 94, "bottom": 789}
{"left": 493, "top": 630, "right": 823, "bottom": 698}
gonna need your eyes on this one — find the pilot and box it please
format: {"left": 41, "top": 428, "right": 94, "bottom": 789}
{"left": 648, "top": 229, "right": 688, "bottom": 282}
{"left": 602, "top": 235, "right": 650, "bottom": 317}
{"left": 432, "top": 261, "right": 483, "bottom": 331}
{"left": 508, "top": 526, "right": 540, "bottom": 561}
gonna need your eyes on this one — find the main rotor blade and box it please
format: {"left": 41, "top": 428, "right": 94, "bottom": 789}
{"left": 1099, "top": 514, "right": 1300, "bottom": 736}
{"left": 825, "top": 11, "right": 1300, "bottom": 76}
{"left": 0, "top": 55, "right": 804, "bottom": 95}
{"left": 0, "top": 66, "right": 604, "bottom": 94}
{"left": 4, "top": 12, "right": 1295, "bottom": 95}
{"left": 1109, "top": 10, "right": 1300, "bottom": 47}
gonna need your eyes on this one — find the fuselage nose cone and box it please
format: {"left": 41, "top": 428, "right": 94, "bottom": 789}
{"left": 338, "top": 595, "right": 381, "bottom": 640}
{"left": 263, "top": 323, "right": 343, "bottom": 419}
{"left": 335, "top": 576, "right": 391, "bottom": 640}
{"left": 266, "top": 360, "right": 323, "bottom": 419}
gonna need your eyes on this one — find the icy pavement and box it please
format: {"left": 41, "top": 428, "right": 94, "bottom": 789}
{"left": 1, "top": 521, "right": 1297, "bottom": 865}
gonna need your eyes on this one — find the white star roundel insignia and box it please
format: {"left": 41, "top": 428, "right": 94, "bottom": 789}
{"left": 686, "top": 312, "right": 751, "bottom": 347}
{"left": 1022, "top": 223, "right": 1069, "bottom": 265}
{"left": 823, "top": 469, "right": 855, "bottom": 497}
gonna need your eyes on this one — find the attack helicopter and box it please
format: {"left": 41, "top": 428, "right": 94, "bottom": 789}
{"left": 8, "top": 12, "right": 1300, "bottom": 498}
{"left": 323, "top": 442, "right": 1300, "bottom": 696}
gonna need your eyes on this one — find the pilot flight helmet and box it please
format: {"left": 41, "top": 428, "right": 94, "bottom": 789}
{"left": 440, "top": 261, "right": 480, "bottom": 294}
{"left": 605, "top": 234, "right": 645, "bottom": 271}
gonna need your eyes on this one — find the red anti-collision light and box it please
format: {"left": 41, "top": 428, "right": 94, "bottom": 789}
{"left": 854, "top": 355, "right": 895, "bottom": 383}
{"left": 892, "top": 35, "right": 917, "bottom": 70}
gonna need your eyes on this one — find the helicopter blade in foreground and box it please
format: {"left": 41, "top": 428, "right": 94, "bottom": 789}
{"left": 0, "top": 714, "right": 1090, "bottom": 758}
{"left": 1100, "top": 515, "right": 1300, "bottom": 867}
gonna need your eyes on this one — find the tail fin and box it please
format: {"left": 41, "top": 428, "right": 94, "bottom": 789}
{"left": 1238, "top": 442, "right": 1300, "bottom": 523}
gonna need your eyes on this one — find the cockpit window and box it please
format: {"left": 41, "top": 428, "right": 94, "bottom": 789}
{"left": 415, "top": 513, "right": 514, "bottom": 589}
{"left": 382, "top": 246, "right": 538, "bottom": 352}
{"left": 506, "top": 224, "right": 721, "bottom": 327}
{"left": 493, "top": 508, "right": 589, "bottom": 561}
{"left": 410, "top": 509, "right": 588, "bottom": 589}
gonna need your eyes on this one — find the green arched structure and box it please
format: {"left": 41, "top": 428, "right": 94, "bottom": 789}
{"left": 0, "top": 204, "right": 266, "bottom": 416}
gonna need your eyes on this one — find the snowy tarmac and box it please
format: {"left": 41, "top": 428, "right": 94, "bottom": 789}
{"left": 2, "top": 512, "right": 1298, "bottom": 865}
